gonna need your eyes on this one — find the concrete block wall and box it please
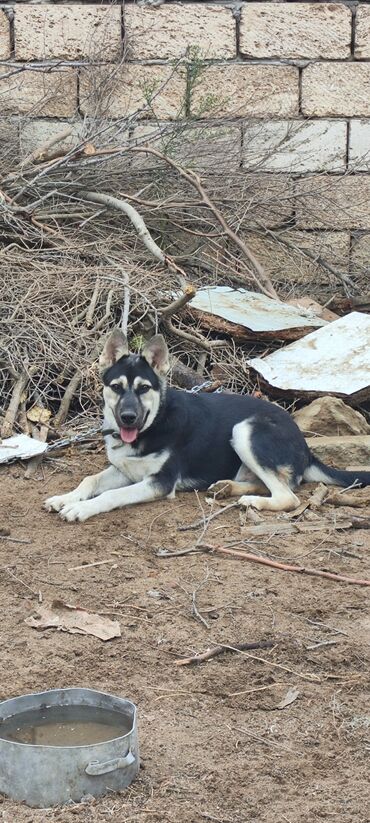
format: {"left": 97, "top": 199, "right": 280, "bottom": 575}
{"left": 1, "top": 1, "right": 370, "bottom": 293}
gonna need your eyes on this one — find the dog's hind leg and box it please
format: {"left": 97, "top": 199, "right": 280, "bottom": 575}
{"left": 209, "top": 478, "right": 268, "bottom": 499}
{"left": 231, "top": 421, "right": 300, "bottom": 513}
{"left": 44, "top": 466, "right": 130, "bottom": 513}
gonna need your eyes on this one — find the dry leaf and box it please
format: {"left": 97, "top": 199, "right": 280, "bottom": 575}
{"left": 27, "top": 405, "right": 51, "bottom": 424}
{"left": 25, "top": 599, "right": 121, "bottom": 641}
{"left": 276, "top": 687, "right": 300, "bottom": 710}
{"left": 83, "top": 143, "right": 96, "bottom": 156}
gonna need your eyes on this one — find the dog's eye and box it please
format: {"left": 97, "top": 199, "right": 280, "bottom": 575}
{"left": 110, "top": 383, "right": 124, "bottom": 394}
{"left": 137, "top": 384, "right": 150, "bottom": 395}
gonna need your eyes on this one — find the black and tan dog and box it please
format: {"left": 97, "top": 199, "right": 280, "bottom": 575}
{"left": 44, "top": 330, "right": 370, "bottom": 522}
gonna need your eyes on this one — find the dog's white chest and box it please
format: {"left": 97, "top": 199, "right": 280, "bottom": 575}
{"left": 107, "top": 440, "right": 169, "bottom": 483}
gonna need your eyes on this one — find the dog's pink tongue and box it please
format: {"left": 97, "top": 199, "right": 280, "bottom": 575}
{"left": 120, "top": 427, "right": 138, "bottom": 443}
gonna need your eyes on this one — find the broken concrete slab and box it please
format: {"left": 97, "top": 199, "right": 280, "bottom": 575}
{"left": 189, "top": 286, "right": 327, "bottom": 342}
{"left": 306, "top": 435, "right": 370, "bottom": 470}
{"left": 248, "top": 311, "right": 370, "bottom": 400}
{"left": 294, "top": 397, "right": 370, "bottom": 437}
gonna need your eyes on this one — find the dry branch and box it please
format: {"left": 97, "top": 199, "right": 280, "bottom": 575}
{"left": 81, "top": 190, "right": 167, "bottom": 264}
{"left": 1, "top": 367, "right": 36, "bottom": 438}
{"left": 175, "top": 640, "right": 274, "bottom": 667}
{"left": 201, "top": 544, "right": 370, "bottom": 587}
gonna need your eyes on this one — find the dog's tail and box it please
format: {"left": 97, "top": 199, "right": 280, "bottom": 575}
{"left": 304, "top": 455, "right": 370, "bottom": 488}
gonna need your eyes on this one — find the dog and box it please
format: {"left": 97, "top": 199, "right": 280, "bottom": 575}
{"left": 44, "top": 330, "right": 370, "bottom": 522}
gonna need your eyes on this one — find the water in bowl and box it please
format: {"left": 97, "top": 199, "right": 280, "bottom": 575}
{"left": 0, "top": 704, "right": 131, "bottom": 746}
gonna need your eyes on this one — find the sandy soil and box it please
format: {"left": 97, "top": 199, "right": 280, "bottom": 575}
{"left": 0, "top": 450, "right": 369, "bottom": 823}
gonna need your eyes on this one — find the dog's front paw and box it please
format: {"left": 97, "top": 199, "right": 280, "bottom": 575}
{"left": 59, "top": 500, "right": 96, "bottom": 523}
{"left": 44, "top": 493, "right": 77, "bottom": 513}
{"left": 208, "top": 480, "right": 234, "bottom": 499}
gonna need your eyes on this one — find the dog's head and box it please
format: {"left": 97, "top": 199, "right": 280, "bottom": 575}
{"left": 99, "top": 330, "right": 170, "bottom": 444}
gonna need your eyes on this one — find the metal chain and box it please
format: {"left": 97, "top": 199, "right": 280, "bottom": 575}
{"left": 186, "top": 380, "right": 224, "bottom": 394}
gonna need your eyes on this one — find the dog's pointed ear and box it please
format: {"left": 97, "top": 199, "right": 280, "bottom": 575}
{"left": 142, "top": 335, "right": 170, "bottom": 375}
{"left": 99, "top": 329, "right": 129, "bottom": 372}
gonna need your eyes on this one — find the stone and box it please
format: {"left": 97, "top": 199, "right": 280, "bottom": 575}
{"left": 80, "top": 64, "right": 186, "bottom": 121}
{"left": 240, "top": 2, "right": 351, "bottom": 59}
{"left": 302, "top": 64, "right": 370, "bottom": 117}
{"left": 125, "top": 4, "right": 235, "bottom": 60}
{"left": 14, "top": 4, "right": 121, "bottom": 61}
{"left": 0, "top": 67, "right": 77, "bottom": 118}
{"left": 348, "top": 120, "right": 370, "bottom": 171}
{"left": 190, "top": 64, "right": 298, "bottom": 119}
{"left": 295, "top": 176, "right": 370, "bottom": 230}
{"left": 0, "top": 10, "right": 10, "bottom": 59}
{"left": 294, "top": 397, "right": 370, "bottom": 437}
{"left": 354, "top": 5, "right": 370, "bottom": 59}
{"left": 242, "top": 119, "right": 346, "bottom": 173}
{"left": 306, "top": 435, "right": 370, "bottom": 470}
{"left": 286, "top": 298, "right": 338, "bottom": 323}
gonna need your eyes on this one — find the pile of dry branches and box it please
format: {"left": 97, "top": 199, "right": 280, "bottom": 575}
{"left": 0, "top": 59, "right": 365, "bottom": 439}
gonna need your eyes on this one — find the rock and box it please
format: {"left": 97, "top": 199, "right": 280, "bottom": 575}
{"left": 286, "top": 297, "right": 339, "bottom": 323}
{"left": 306, "top": 435, "right": 370, "bottom": 469}
{"left": 294, "top": 397, "right": 370, "bottom": 437}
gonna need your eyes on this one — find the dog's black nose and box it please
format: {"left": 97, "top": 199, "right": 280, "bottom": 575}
{"left": 120, "top": 411, "right": 137, "bottom": 426}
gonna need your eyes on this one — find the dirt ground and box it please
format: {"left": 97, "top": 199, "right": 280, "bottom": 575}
{"left": 0, "top": 449, "right": 369, "bottom": 823}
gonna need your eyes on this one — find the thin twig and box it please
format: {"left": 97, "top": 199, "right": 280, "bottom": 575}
{"left": 178, "top": 502, "right": 239, "bottom": 532}
{"left": 175, "top": 640, "right": 274, "bottom": 666}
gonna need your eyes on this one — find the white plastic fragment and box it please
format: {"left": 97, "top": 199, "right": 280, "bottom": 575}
{"left": 0, "top": 433, "right": 48, "bottom": 464}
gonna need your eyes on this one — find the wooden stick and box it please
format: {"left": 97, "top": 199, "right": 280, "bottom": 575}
{"left": 81, "top": 190, "right": 167, "bottom": 265}
{"left": 204, "top": 544, "right": 370, "bottom": 587}
{"left": 1, "top": 372, "right": 29, "bottom": 438}
{"left": 54, "top": 370, "right": 82, "bottom": 429}
{"left": 175, "top": 640, "right": 274, "bottom": 666}
{"left": 162, "top": 317, "right": 222, "bottom": 353}
{"left": 159, "top": 284, "right": 196, "bottom": 319}
{"left": 21, "top": 127, "right": 74, "bottom": 168}
{"left": 68, "top": 558, "right": 116, "bottom": 571}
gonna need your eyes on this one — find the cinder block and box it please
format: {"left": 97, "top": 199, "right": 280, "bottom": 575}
{"left": 0, "top": 67, "right": 77, "bottom": 117}
{"left": 15, "top": 4, "right": 121, "bottom": 61}
{"left": 80, "top": 64, "right": 186, "bottom": 120}
{"left": 243, "top": 120, "right": 347, "bottom": 173}
{"left": 350, "top": 233, "right": 370, "bottom": 276}
{"left": 355, "top": 5, "right": 370, "bottom": 59}
{"left": 0, "top": 120, "right": 20, "bottom": 173}
{"left": 190, "top": 64, "right": 298, "bottom": 119}
{"left": 302, "top": 64, "right": 370, "bottom": 117}
{"left": 240, "top": 2, "right": 351, "bottom": 59}
{"left": 132, "top": 123, "right": 241, "bottom": 172}
{"left": 19, "top": 119, "right": 83, "bottom": 157}
{"left": 295, "top": 176, "right": 370, "bottom": 230}
{"left": 348, "top": 120, "right": 370, "bottom": 170}
{"left": 0, "top": 10, "right": 10, "bottom": 59}
{"left": 125, "top": 4, "right": 235, "bottom": 60}
{"left": 234, "top": 174, "right": 294, "bottom": 228}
